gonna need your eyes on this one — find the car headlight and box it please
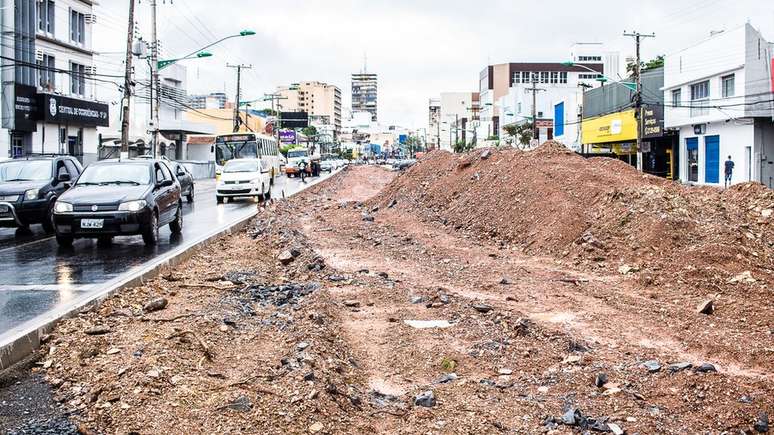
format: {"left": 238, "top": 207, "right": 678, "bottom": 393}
{"left": 54, "top": 201, "right": 73, "bottom": 213}
{"left": 24, "top": 189, "right": 38, "bottom": 200}
{"left": 118, "top": 200, "right": 147, "bottom": 212}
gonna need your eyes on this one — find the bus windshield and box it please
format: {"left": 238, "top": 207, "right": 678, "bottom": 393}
{"left": 216, "top": 141, "right": 258, "bottom": 165}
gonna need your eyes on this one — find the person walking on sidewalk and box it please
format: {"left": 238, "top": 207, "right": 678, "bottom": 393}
{"left": 724, "top": 156, "right": 735, "bottom": 188}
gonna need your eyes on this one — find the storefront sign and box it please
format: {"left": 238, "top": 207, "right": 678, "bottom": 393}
{"left": 41, "top": 94, "right": 109, "bottom": 127}
{"left": 581, "top": 109, "right": 637, "bottom": 144}
{"left": 535, "top": 119, "right": 554, "bottom": 129}
{"left": 279, "top": 130, "right": 296, "bottom": 144}
{"left": 13, "top": 85, "right": 40, "bottom": 132}
{"left": 642, "top": 105, "right": 664, "bottom": 139}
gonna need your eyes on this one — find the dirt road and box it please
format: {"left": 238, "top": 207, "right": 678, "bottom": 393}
{"left": 2, "top": 162, "right": 771, "bottom": 434}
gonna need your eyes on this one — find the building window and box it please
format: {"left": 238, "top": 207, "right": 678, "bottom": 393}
{"left": 70, "top": 9, "right": 85, "bottom": 44}
{"left": 690, "top": 80, "right": 709, "bottom": 117}
{"left": 37, "top": 54, "right": 56, "bottom": 90}
{"left": 578, "top": 56, "right": 602, "bottom": 62}
{"left": 579, "top": 73, "right": 601, "bottom": 80}
{"left": 70, "top": 62, "right": 85, "bottom": 96}
{"left": 672, "top": 88, "right": 682, "bottom": 106}
{"left": 559, "top": 72, "right": 568, "bottom": 84}
{"left": 550, "top": 71, "right": 558, "bottom": 84}
{"left": 540, "top": 72, "right": 549, "bottom": 84}
{"left": 513, "top": 72, "right": 522, "bottom": 84}
{"left": 38, "top": 0, "right": 55, "bottom": 34}
{"left": 721, "top": 74, "right": 735, "bottom": 98}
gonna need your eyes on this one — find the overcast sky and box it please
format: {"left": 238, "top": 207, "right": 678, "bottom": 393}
{"left": 94, "top": 0, "right": 774, "bottom": 129}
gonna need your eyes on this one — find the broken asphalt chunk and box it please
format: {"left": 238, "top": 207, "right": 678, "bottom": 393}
{"left": 472, "top": 303, "right": 493, "bottom": 313}
{"left": 84, "top": 326, "right": 111, "bottom": 336}
{"left": 696, "top": 299, "right": 714, "bottom": 315}
{"left": 694, "top": 363, "right": 717, "bottom": 373}
{"left": 642, "top": 360, "right": 662, "bottom": 373}
{"left": 142, "top": 297, "right": 168, "bottom": 313}
{"left": 668, "top": 362, "right": 693, "bottom": 373}
{"left": 754, "top": 412, "right": 769, "bottom": 433}
{"left": 414, "top": 391, "right": 436, "bottom": 408}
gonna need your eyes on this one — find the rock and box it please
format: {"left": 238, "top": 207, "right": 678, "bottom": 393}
{"left": 219, "top": 325, "right": 229, "bottom": 332}
{"left": 226, "top": 395, "right": 252, "bottom": 412}
{"left": 594, "top": 373, "right": 608, "bottom": 388}
{"left": 297, "top": 342, "right": 310, "bottom": 351}
{"left": 754, "top": 412, "right": 769, "bottom": 433}
{"left": 278, "top": 251, "right": 295, "bottom": 265}
{"left": 170, "top": 375, "right": 183, "bottom": 385}
{"left": 290, "top": 249, "right": 301, "bottom": 258}
{"left": 762, "top": 209, "right": 773, "bottom": 218}
{"left": 602, "top": 387, "right": 622, "bottom": 396}
{"left": 434, "top": 373, "right": 458, "bottom": 384}
{"left": 668, "top": 362, "right": 693, "bottom": 373}
{"left": 642, "top": 360, "right": 661, "bottom": 373}
{"left": 563, "top": 355, "right": 582, "bottom": 365}
{"left": 537, "top": 386, "right": 549, "bottom": 393}
{"left": 729, "top": 271, "right": 756, "bottom": 284}
{"left": 303, "top": 372, "right": 315, "bottom": 382}
{"left": 498, "top": 368, "right": 513, "bottom": 375}
{"left": 143, "top": 298, "right": 168, "bottom": 313}
{"left": 481, "top": 149, "right": 492, "bottom": 159}
{"left": 696, "top": 299, "right": 714, "bottom": 315}
{"left": 618, "top": 264, "right": 639, "bottom": 275}
{"left": 371, "top": 206, "right": 380, "bottom": 213}
{"left": 309, "top": 422, "right": 324, "bottom": 433}
{"left": 410, "top": 296, "right": 424, "bottom": 304}
{"left": 388, "top": 199, "right": 398, "bottom": 208}
{"left": 562, "top": 407, "right": 583, "bottom": 426}
{"left": 377, "top": 271, "right": 389, "bottom": 279}
{"left": 694, "top": 363, "right": 717, "bottom": 373}
{"left": 439, "top": 294, "right": 450, "bottom": 304}
{"left": 84, "top": 326, "right": 111, "bottom": 336}
{"left": 362, "top": 213, "right": 375, "bottom": 222}
{"left": 472, "top": 303, "right": 493, "bottom": 313}
{"left": 414, "top": 390, "right": 436, "bottom": 407}
{"left": 499, "top": 277, "right": 513, "bottom": 285}
{"left": 343, "top": 300, "right": 360, "bottom": 308}
{"left": 106, "top": 348, "right": 120, "bottom": 355}
{"left": 146, "top": 369, "right": 160, "bottom": 379}
{"left": 739, "top": 395, "right": 753, "bottom": 404}
{"left": 608, "top": 422, "right": 624, "bottom": 435}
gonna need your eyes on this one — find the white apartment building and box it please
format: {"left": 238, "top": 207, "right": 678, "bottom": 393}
{"left": 428, "top": 98, "right": 441, "bottom": 150}
{"left": 439, "top": 92, "right": 478, "bottom": 151}
{"left": 1, "top": 0, "right": 109, "bottom": 163}
{"left": 664, "top": 24, "right": 774, "bottom": 187}
{"left": 276, "top": 81, "right": 343, "bottom": 137}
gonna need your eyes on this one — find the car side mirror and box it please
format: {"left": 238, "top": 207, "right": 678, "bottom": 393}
{"left": 57, "top": 173, "right": 71, "bottom": 183}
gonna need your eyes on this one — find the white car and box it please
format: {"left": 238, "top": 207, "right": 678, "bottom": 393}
{"left": 216, "top": 159, "right": 271, "bottom": 204}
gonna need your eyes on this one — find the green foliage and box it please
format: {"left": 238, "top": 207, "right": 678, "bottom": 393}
{"left": 453, "top": 139, "right": 474, "bottom": 154}
{"left": 341, "top": 149, "right": 353, "bottom": 161}
{"left": 626, "top": 55, "right": 665, "bottom": 76}
{"left": 504, "top": 123, "right": 533, "bottom": 146}
{"left": 301, "top": 126, "right": 318, "bottom": 139}
{"left": 440, "top": 357, "right": 457, "bottom": 372}
{"left": 486, "top": 135, "right": 499, "bottom": 141}
{"left": 279, "top": 144, "right": 294, "bottom": 156}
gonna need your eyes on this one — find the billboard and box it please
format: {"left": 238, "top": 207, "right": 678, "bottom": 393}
{"left": 42, "top": 94, "right": 109, "bottom": 127}
{"left": 581, "top": 109, "right": 637, "bottom": 144}
{"left": 280, "top": 111, "right": 308, "bottom": 129}
{"left": 279, "top": 130, "right": 296, "bottom": 144}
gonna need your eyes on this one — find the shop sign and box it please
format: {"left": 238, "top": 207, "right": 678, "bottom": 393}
{"left": 13, "top": 85, "right": 40, "bottom": 132}
{"left": 581, "top": 109, "right": 637, "bottom": 144}
{"left": 279, "top": 130, "right": 296, "bottom": 144}
{"left": 642, "top": 105, "right": 664, "bottom": 139}
{"left": 41, "top": 94, "right": 109, "bottom": 127}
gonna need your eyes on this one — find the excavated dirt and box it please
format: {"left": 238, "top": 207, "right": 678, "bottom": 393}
{"left": 1, "top": 157, "right": 772, "bottom": 434}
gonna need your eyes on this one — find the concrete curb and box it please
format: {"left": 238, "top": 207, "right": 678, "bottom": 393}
{"left": 0, "top": 208, "right": 258, "bottom": 371}
{"left": 0, "top": 168, "right": 342, "bottom": 371}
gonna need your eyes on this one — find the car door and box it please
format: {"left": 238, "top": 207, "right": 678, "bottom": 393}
{"left": 174, "top": 164, "right": 191, "bottom": 194}
{"left": 153, "top": 163, "right": 173, "bottom": 224}
{"left": 159, "top": 162, "right": 179, "bottom": 221}
{"left": 53, "top": 160, "right": 70, "bottom": 197}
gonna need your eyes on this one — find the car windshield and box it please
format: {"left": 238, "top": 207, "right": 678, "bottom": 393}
{"left": 0, "top": 160, "right": 52, "bottom": 182}
{"left": 287, "top": 150, "right": 308, "bottom": 158}
{"left": 77, "top": 164, "right": 151, "bottom": 186}
{"left": 224, "top": 161, "right": 260, "bottom": 173}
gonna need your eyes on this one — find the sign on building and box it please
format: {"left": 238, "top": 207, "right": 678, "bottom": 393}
{"left": 280, "top": 111, "right": 308, "bottom": 129}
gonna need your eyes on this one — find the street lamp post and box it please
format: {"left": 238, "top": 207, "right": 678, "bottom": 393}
{"left": 157, "top": 30, "right": 256, "bottom": 70}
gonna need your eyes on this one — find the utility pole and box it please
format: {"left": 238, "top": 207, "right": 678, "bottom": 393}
{"left": 263, "top": 93, "right": 287, "bottom": 150}
{"left": 150, "top": 0, "right": 160, "bottom": 157}
{"left": 228, "top": 64, "right": 252, "bottom": 132}
{"left": 526, "top": 73, "right": 546, "bottom": 148}
{"left": 120, "top": 0, "right": 136, "bottom": 158}
{"left": 624, "top": 30, "right": 655, "bottom": 172}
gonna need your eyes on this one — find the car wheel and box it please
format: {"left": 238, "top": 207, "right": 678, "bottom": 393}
{"left": 264, "top": 184, "right": 272, "bottom": 201}
{"left": 55, "top": 234, "right": 73, "bottom": 247}
{"left": 41, "top": 201, "right": 55, "bottom": 233}
{"left": 169, "top": 203, "right": 183, "bottom": 234}
{"left": 142, "top": 211, "right": 160, "bottom": 246}
{"left": 216, "top": 195, "right": 224, "bottom": 204}
{"left": 186, "top": 186, "right": 194, "bottom": 203}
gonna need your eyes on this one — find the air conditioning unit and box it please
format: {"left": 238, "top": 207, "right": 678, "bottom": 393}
{"left": 35, "top": 49, "right": 44, "bottom": 62}
{"left": 85, "top": 14, "right": 96, "bottom": 24}
{"left": 85, "top": 66, "right": 97, "bottom": 75}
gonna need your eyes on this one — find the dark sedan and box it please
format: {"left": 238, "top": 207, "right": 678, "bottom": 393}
{"left": 172, "top": 162, "right": 195, "bottom": 202}
{"left": 0, "top": 156, "right": 82, "bottom": 232}
{"left": 53, "top": 159, "right": 183, "bottom": 247}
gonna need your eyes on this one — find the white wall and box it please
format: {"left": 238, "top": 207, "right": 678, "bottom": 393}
{"left": 439, "top": 92, "right": 474, "bottom": 150}
{"left": 678, "top": 122, "right": 755, "bottom": 186}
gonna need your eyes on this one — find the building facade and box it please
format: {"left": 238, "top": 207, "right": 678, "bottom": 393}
{"left": 664, "top": 24, "right": 774, "bottom": 187}
{"left": 439, "top": 92, "right": 479, "bottom": 151}
{"left": 1, "top": 0, "right": 109, "bottom": 163}
{"left": 189, "top": 92, "right": 227, "bottom": 109}
{"left": 351, "top": 73, "right": 378, "bottom": 122}
{"left": 428, "top": 98, "right": 441, "bottom": 150}
{"left": 276, "top": 81, "right": 342, "bottom": 138}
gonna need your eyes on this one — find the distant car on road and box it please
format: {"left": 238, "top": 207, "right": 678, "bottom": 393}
{"left": 320, "top": 160, "right": 335, "bottom": 173}
{"left": 53, "top": 158, "right": 183, "bottom": 247}
{"left": 0, "top": 156, "right": 83, "bottom": 233}
{"left": 172, "top": 162, "right": 195, "bottom": 203}
{"left": 216, "top": 158, "right": 271, "bottom": 204}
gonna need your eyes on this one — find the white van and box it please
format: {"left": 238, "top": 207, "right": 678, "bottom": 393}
{"left": 216, "top": 158, "right": 271, "bottom": 204}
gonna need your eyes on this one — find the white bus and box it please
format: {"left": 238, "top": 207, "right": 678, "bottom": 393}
{"left": 214, "top": 133, "right": 281, "bottom": 184}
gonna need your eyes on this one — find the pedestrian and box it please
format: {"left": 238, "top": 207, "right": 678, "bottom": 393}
{"left": 724, "top": 155, "right": 734, "bottom": 188}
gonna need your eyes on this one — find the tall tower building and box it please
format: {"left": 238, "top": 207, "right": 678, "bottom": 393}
{"left": 351, "top": 72, "right": 378, "bottom": 122}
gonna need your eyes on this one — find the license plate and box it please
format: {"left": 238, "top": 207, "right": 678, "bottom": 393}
{"left": 81, "top": 219, "right": 104, "bottom": 229}
{"left": 0, "top": 205, "right": 8, "bottom": 213}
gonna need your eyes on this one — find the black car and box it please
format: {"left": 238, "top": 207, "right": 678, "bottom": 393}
{"left": 53, "top": 159, "right": 183, "bottom": 247}
{"left": 172, "top": 162, "right": 195, "bottom": 203}
{"left": 0, "top": 156, "right": 83, "bottom": 232}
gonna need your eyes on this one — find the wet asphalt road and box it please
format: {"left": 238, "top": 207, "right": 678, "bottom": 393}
{"left": 0, "top": 172, "right": 335, "bottom": 340}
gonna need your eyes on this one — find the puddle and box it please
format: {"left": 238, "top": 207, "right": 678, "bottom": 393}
{"left": 404, "top": 320, "right": 454, "bottom": 329}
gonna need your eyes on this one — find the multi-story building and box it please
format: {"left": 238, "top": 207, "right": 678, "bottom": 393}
{"left": 276, "top": 81, "right": 342, "bottom": 137}
{"left": 428, "top": 98, "right": 441, "bottom": 150}
{"left": 477, "top": 45, "right": 618, "bottom": 146}
{"left": 439, "top": 92, "right": 479, "bottom": 151}
{"left": 352, "top": 73, "right": 378, "bottom": 122}
{"left": 1, "top": 0, "right": 109, "bottom": 163}
{"left": 664, "top": 24, "right": 774, "bottom": 187}
{"left": 189, "top": 92, "right": 228, "bottom": 109}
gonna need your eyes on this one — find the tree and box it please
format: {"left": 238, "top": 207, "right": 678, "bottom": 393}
{"left": 626, "top": 55, "right": 664, "bottom": 76}
{"left": 453, "top": 139, "right": 474, "bottom": 154}
{"left": 301, "top": 126, "right": 318, "bottom": 140}
{"left": 504, "top": 123, "right": 533, "bottom": 147}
